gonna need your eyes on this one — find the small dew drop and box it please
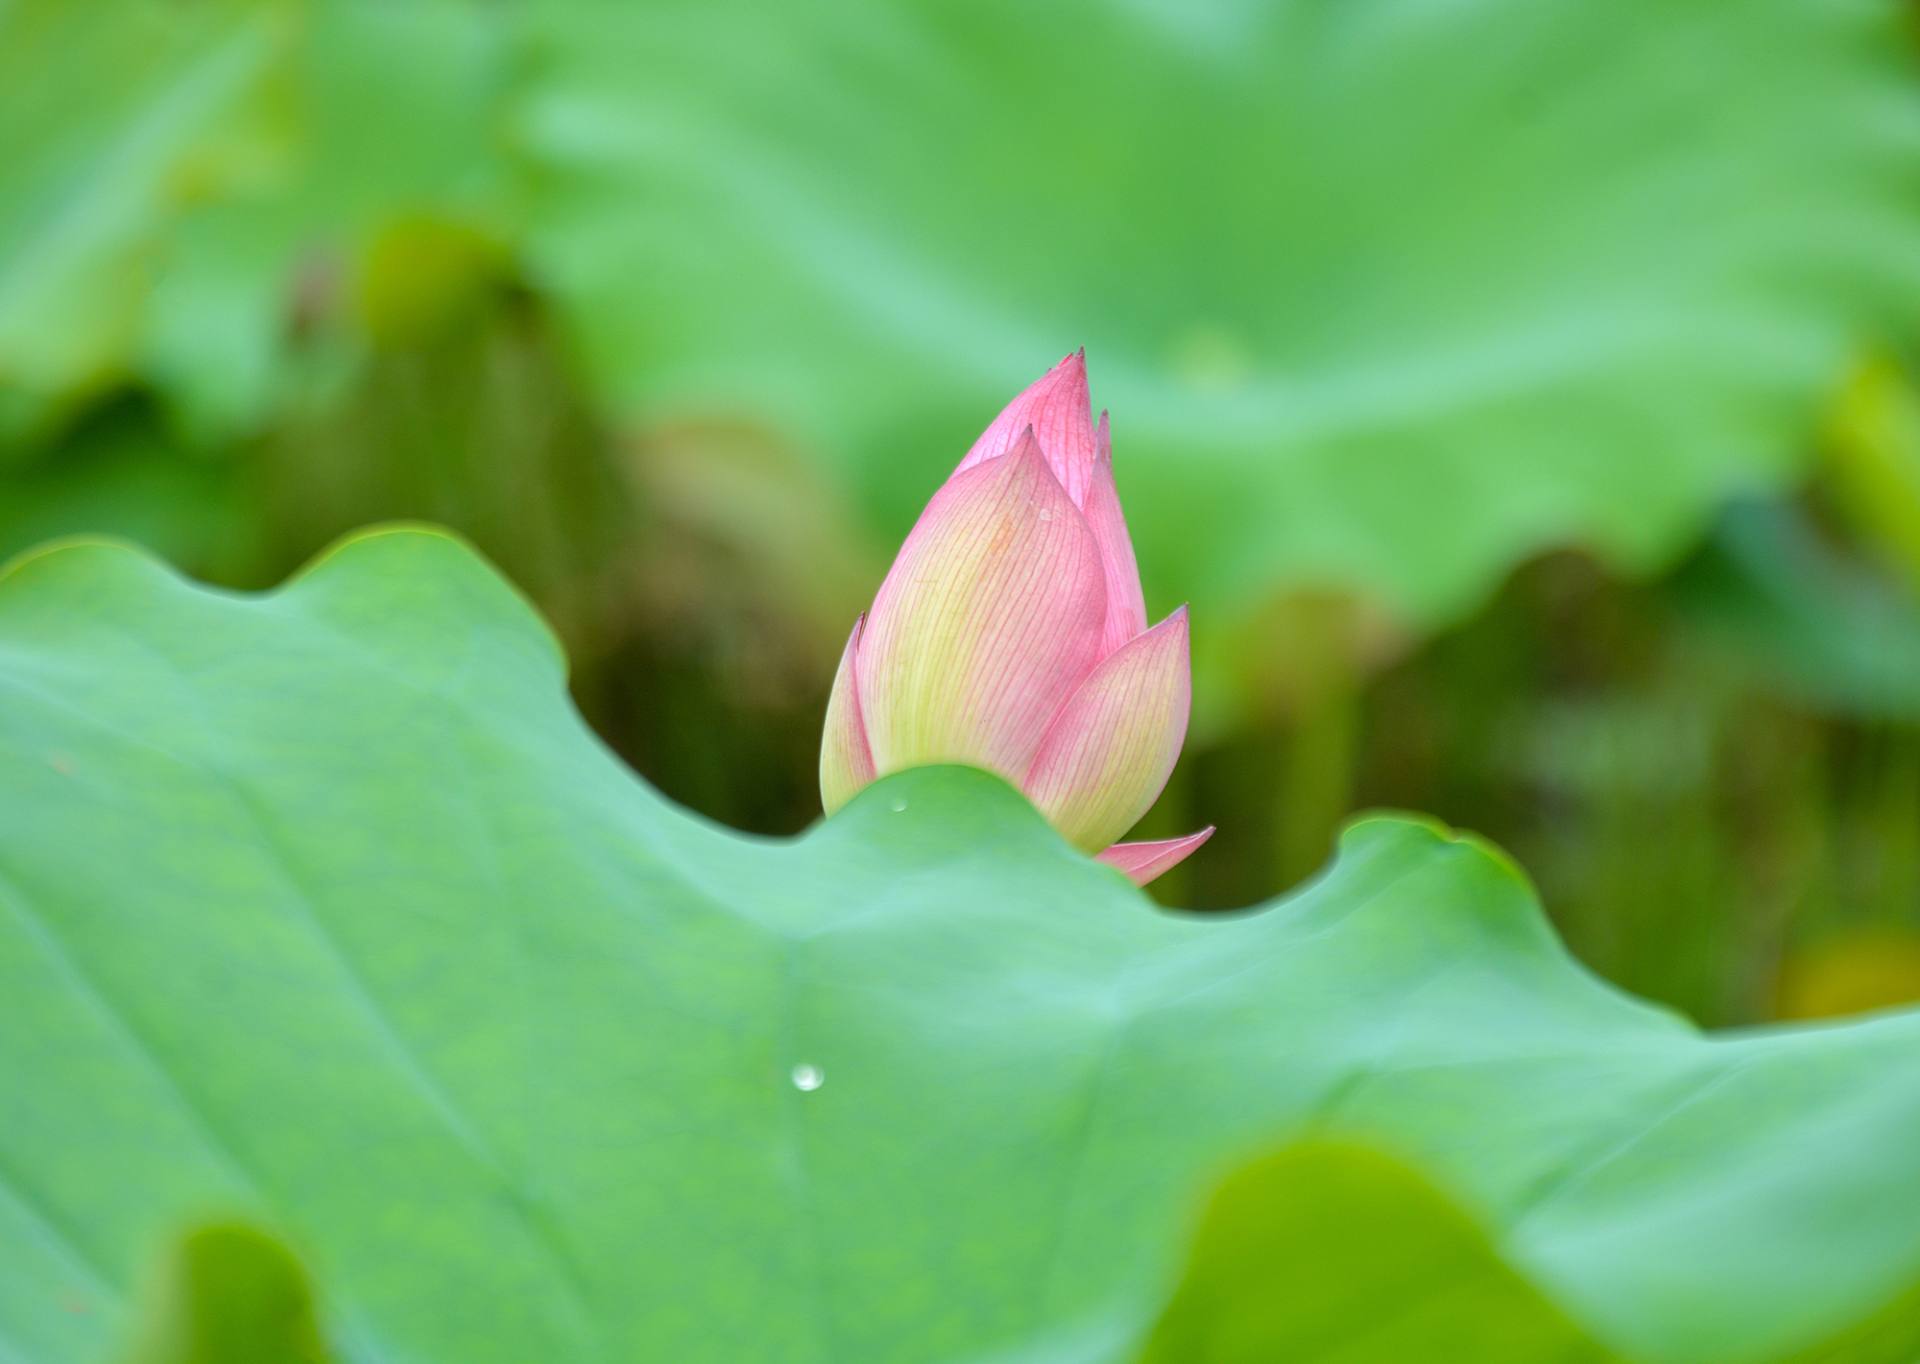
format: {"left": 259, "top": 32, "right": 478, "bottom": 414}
{"left": 790, "top": 1063, "right": 825, "bottom": 1092}
{"left": 1037, "top": 507, "right": 1054, "bottom": 521}
{"left": 888, "top": 796, "right": 909, "bottom": 813}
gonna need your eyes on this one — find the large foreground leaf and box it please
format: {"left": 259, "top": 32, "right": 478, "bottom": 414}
{"left": 1, "top": 530, "right": 1918, "bottom": 1363}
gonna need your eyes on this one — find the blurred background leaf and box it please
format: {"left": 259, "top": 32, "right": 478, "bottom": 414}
{"left": 0, "top": 0, "right": 278, "bottom": 439}
{"left": 3, "top": 0, "right": 1918, "bottom": 1023}
{"left": 524, "top": 0, "right": 1920, "bottom": 675}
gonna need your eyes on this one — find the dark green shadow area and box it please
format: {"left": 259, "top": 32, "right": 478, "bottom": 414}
{"left": 120, "top": 1223, "right": 330, "bottom": 1364}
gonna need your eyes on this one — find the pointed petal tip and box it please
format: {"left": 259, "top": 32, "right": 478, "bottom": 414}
{"left": 1018, "top": 349, "right": 1085, "bottom": 398}
{"left": 1131, "top": 603, "right": 1189, "bottom": 649}
{"left": 1097, "top": 827, "right": 1214, "bottom": 886}
{"left": 957, "top": 352, "right": 1098, "bottom": 500}
{"left": 1043, "top": 349, "right": 1090, "bottom": 403}
{"left": 1006, "top": 423, "right": 1061, "bottom": 483}
{"left": 1135, "top": 603, "right": 1190, "bottom": 651}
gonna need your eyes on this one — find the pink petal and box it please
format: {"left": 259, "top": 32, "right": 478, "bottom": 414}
{"left": 1081, "top": 413, "right": 1149, "bottom": 654}
{"left": 860, "top": 429, "right": 1107, "bottom": 782}
{"left": 1097, "top": 827, "right": 1215, "bottom": 886}
{"left": 819, "top": 615, "right": 876, "bottom": 814}
{"left": 953, "top": 350, "right": 1100, "bottom": 506}
{"left": 1023, "top": 608, "right": 1191, "bottom": 852}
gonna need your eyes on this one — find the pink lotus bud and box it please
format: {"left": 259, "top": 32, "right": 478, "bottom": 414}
{"left": 821, "top": 351, "right": 1212, "bottom": 885}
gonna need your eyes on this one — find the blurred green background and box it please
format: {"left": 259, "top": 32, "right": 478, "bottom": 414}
{"left": 6, "top": 0, "right": 1919, "bottom": 1025}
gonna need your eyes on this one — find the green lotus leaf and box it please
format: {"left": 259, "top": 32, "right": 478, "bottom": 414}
{"left": 521, "top": 0, "right": 1920, "bottom": 684}
{"left": 8, "top": 1, "right": 1919, "bottom": 692}
{"left": 0, "top": 529, "right": 1917, "bottom": 1362}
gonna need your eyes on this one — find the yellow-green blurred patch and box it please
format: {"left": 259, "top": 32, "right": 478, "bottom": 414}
{"left": 353, "top": 214, "right": 507, "bottom": 347}
{"left": 122, "top": 1222, "right": 330, "bottom": 1364}
{"left": 1825, "top": 357, "right": 1920, "bottom": 595}
{"left": 1778, "top": 927, "right": 1920, "bottom": 1020}
{"left": 1140, "top": 1141, "right": 1619, "bottom": 1364}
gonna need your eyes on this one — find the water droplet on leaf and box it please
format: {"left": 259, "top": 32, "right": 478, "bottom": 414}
{"left": 790, "top": 1063, "right": 824, "bottom": 1092}
{"left": 889, "top": 797, "right": 908, "bottom": 813}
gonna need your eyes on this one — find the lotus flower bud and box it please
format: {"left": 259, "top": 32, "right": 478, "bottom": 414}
{"left": 820, "top": 351, "right": 1212, "bottom": 885}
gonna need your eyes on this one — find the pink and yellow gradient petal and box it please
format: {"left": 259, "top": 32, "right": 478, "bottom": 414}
{"left": 1080, "top": 417, "right": 1150, "bottom": 655}
{"left": 819, "top": 615, "right": 876, "bottom": 816}
{"left": 819, "top": 351, "right": 1211, "bottom": 888}
{"left": 1096, "top": 828, "right": 1216, "bottom": 886}
{"left": 858, "top": 430, "right": 1107, "bottom": 784}
{"left": 1023, "top": 608, "right": 1191, "bottom": 852}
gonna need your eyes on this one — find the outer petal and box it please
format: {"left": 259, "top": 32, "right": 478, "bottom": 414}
{"left": 953, "top": 350, "right": 1100, "bottom": 505}
{"left": 1022, "top": 607, "right": 1191, "bottom": 852}
{"left": 1097, "top": 828, "right": 1215, "bottom": 886}
{"left": 819, "top": 615, "right": 876, "bottom": 814}
{"left": 861, "top": 430, "right": 1107, "bottom": 782}
{"left": 1081, "top": 413, "right": 1149, "bottom": 654}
